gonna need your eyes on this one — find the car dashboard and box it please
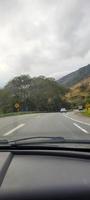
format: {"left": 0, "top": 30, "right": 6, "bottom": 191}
{"left": 0, "top": 149, "right": 90, "bottom": 199}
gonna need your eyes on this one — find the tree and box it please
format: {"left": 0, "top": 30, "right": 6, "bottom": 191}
{"left": 5, "top": 75, "right": 31, "bottom": 111}
{"left": 1, "top": 75, "right": 68, "bottom": 113}
{"left": 0, "top": 89, "right": 14, "bottom": 113}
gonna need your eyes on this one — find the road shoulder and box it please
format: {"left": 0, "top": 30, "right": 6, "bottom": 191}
{"left": 64, "top": 111, "right": 90, "bottom": 125}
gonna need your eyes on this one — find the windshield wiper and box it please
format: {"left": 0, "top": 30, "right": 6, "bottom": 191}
{"left": 9, "top": 136, "right": 65, "bottom": 146}
{"left": 1, "top": 137, "right": 90, "bottom": 147}
{"left": 0, "top": 139, "right": 9, "bottom": 144}
{"left": 7, "top": 137, "right": 90, "bottom": 146}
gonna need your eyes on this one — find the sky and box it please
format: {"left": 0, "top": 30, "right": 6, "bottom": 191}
{"left": 0, "top": 0, "right": 90, "bottom": 86}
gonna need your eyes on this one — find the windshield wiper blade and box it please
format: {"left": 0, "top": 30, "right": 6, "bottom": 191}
{"left": 8, "top": 137, "right": 90, "bottom": 146}
{"left": 0, "top": 139, "right": 9, "bottom": 144}
{"left": 9, "top": 136, "right": 65, "bottom": 145}
{"left": 1, "top": 137, "right": 90, "bottom": 147}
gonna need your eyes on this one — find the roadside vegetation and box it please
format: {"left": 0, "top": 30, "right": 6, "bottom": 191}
{"left": 82, "top": 109, "right": 90, "bottom": 117}
{"left": 0, "top": 111, "right": 39, "bottom": 118}
{"left": 0, "top": 73, "right": 89, "bottom": 117}
{"left": 0, "top": 75, "right": 70, "bottom": 114}
{"left": 65, "top": 77, "right": 90, "bottom": 113}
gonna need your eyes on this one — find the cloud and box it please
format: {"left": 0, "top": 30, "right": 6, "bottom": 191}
{"left": 0, "top": 0, "right": 90, "bottom": 86}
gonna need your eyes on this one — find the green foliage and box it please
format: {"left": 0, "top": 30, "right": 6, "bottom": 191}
{"left": 82, "top": 109, "right": 90, "bottom": 117}
{"left": 0, "top": 75, "right": 70, "bottom": 113}
{"left": 84, "top": 96, "right": 90, "bottom": 104}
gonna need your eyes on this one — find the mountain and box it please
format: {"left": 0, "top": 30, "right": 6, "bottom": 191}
{"left": 65, "top": 76, "right": 90, "bottom": 102}
{"left": 58, "top": 64, "right": 90, "bottom": 88}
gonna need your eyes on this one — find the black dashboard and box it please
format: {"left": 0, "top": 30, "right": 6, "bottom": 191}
{"left": 0, "top": 149, "right": 90, "bottom": 199}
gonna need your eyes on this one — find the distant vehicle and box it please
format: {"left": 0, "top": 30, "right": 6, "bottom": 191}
{"left": 78, "top": 105, "right": 83, "bottom": 111}
{"left": 60, "top": 108, "right": 67, "bottom": 113}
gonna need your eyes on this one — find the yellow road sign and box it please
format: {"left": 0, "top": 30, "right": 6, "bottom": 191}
{"left": 15, "top": 103, "right": 20, "bottom": 109}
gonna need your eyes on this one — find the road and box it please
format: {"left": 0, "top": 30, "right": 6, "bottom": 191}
{"left": 0, "top": 112, "right": 89, "bottom": 141}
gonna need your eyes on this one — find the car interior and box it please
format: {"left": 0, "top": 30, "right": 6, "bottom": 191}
{"left": 0, "top": 0, "right": 90, "bottom": 199}
{"left": 0, "top": 145, "right": 90, "bottom": 200}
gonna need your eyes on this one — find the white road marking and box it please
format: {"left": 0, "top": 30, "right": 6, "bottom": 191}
{"left": 73, "top": 123, "right": 88, "bottom": 134}
{"left": 63, "top": 114, "right": 90, "bottom": 126}
{"left": 3, "top": 124, "right": 25, "bottom": 136}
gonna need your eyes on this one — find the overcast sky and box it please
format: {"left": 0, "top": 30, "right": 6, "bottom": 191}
{"left": 0, "top": 0, "right": 90, "bottom": 86}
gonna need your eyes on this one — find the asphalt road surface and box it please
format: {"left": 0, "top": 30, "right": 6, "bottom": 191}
{"left": 0, "top": 111, "right": 90, "bottom": 141}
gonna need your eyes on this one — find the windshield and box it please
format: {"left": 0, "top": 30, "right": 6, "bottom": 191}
{"left": 0, "top": 0, "right": 90, "bottom": 144}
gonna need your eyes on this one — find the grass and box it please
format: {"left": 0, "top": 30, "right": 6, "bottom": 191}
{"left": 0, "top": 111, "right": 38, "bottom": 118}
{"left": 82, "top": 109, "right": 90, "bottom": 117}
